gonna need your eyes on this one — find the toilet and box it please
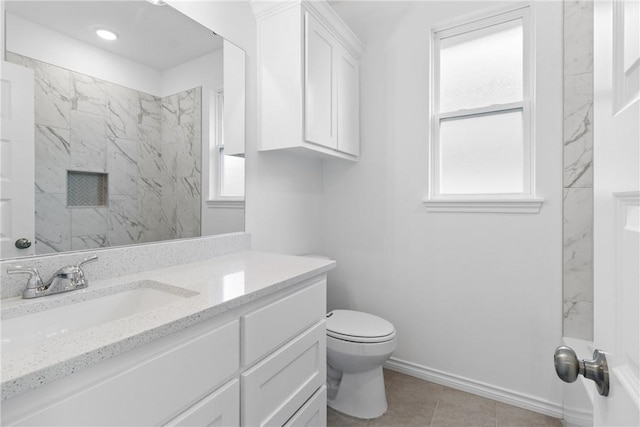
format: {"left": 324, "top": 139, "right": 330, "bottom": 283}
{"left": 325, "top": 309, "right": 397, "bottom": 419}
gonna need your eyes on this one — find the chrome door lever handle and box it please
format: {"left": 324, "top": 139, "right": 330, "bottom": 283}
{"left": 554, "top": 345, "right": 609, "bottom": 396}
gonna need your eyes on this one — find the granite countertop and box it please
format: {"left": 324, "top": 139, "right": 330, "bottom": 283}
{"left": 0, "top": 251, "right": 335, "bottom": 401}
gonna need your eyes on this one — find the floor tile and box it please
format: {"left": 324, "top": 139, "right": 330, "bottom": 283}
{"left": 326, "top": 371, "right": 563, "bottom": 427}
{"left": 496, "top": 403, "right": 562, "bottom": 427}
{"left": 328, "top": 407, "right": 368, "bottom": 426}
{"left": 385, "top": 373, "right": 442, "bottom": 405}
{"left": 366, "top": 399, "right": 437, "bottom": 427}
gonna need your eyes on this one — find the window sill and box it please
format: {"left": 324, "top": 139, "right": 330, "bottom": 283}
{"left": 422, "top": 198, "right": 544, "bottom": 214}
{"left": 206, "top": 199, "right": 245, "bottom": 209}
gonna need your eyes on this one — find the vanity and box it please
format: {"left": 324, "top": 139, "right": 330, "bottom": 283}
{"left": 1, "top": 247, "right": 335, "bottom": 426}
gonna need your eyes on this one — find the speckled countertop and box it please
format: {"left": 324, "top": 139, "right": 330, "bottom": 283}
{"left": 1, "top": 251, "right": 335, "bottom": 401}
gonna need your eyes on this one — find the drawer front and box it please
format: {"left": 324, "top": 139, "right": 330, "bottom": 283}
{"left": 242, "top": 279, "right": 326, "bottom": 367}
{"left": 241, "top": 321, "right": 326, "bottom": 427}
{"left": 8, "top": 321, "right": 239, "bottom": 427}
{"left": 284, "top": 385, "right": 327, "bottom": 427}
{"left": 164, "top": 379, "right": 239, "bottom": 427}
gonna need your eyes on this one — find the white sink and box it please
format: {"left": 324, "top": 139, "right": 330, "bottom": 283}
{"left": 1, "top": 281, "right": 198, "bottom": 355}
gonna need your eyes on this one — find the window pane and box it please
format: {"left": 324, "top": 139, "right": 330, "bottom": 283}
{"left": 221, "top": 153, "right": 245, "bottom": 198}
{"left": 439, "top": 110, "right": 523, "bottom": 194}
{"left": 439, "top": 19, "right": 523, "bottom": 112}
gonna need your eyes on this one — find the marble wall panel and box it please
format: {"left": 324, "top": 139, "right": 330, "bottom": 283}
{"left": 562, "top": 300, "right": 594, "bottom": 339}
{"left": 71, "top": 234, "right": 108, "bottom": 251}
{"left": 35, "top": 193, "right": 70, "bottom": 254}
{"left": 71, "top": 207, "right": 108, "bottom": 237}
{"left": 107, "top": 137, "right": 140, "bottom": 196}
{"left": 35, "top": 125, "right": 70, "bottom": 194}
{"left": 160, "top": 87, "right": 202, "bottom": 240}
{"left": 563, "top": 0, "right": 594, "bottom": 76}
{"left": 32, "top": 61, "right": 71, "bottom": 129}
{"left": 563, "top": 0, "right": 594, "bottom": 340}
{"left": 71, "top": 72, "right": 108, "bottom": 116}
{"left": 7, "top": 52, "right": 202, "bottom": 254}
{"left": 563, "top": 73, "right": 593, "bottom": 188}
{"left": 69, "top": 110, "right": 108, "bottom": 172}
{"left": 107, "top": 194, "right": 143, "bottom": 247}
{"left": 107, "top": 85, "right": 142, "bottom": 141}
{"left": 563, "top": 188, "right": 594, "bottom": 301}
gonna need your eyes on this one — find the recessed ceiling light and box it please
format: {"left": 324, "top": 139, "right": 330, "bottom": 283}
{"left": 95, "top": 28, "right": 118, "bottom": 41}
{"left": 147, "top": 0, "right": 166, "bottom": 5}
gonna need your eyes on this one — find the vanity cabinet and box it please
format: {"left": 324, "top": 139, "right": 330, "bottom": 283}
{"left": 1, "top": 277, "right": 327, "bottom": 427}
{"left": 253, "top": 0, "right": 363, "bottom": 161}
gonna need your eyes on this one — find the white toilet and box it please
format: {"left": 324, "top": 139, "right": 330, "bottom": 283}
{"left": 325, "top": 309, "right": 397, "bottom": 419}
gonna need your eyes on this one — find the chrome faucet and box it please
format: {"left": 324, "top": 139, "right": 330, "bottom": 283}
{"left": 7, "top": 255, "right": 98, "bottom": 299}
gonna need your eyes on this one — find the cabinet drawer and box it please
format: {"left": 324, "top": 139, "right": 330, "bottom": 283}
{"left": 241, "top": 321, "right": 326, "bottom": 427}
{"left": 7, "top": 321, "right": 239, "bottom": 426}
{"left": 242, "top": 279, "right": 326, "bottom": 366}
{"left": 164, "top": 379, "right": 239, "bottom": 427}
{"left": 284, "top": 385, "right": 327, "bottom": 427}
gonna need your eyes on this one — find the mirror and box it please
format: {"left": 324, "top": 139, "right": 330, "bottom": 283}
{"left": 3, "top": 0, "right": 245, "bottom": 259}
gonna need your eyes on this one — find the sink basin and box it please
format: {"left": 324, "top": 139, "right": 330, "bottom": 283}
{"left": 1, "top": 280, "right": 198, "bottom": 355}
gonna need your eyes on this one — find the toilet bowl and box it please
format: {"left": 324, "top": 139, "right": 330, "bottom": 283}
{"left": 325, "top": 309, "right": 397, "bottom": 419}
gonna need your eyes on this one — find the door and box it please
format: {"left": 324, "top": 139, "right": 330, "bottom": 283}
{"left": 593, "top": 0, "right": 639, "bottom": 425}
{"left": 0, "top": 61, "right": 35, "bottom": 259}
{"left": 336, "top": 46, "right": 360, "bottom": 157}
{"left": 305, "top": 12, "right": 338, "bottom": 150}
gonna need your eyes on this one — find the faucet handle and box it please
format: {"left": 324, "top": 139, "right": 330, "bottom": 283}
{"left": 7, "top": 266, "right": 44, "bottom": 297}
{"left": 72, "top": 255, "right": 98, "bottom": 288}
{"left": 75, "top": 255, "right": 98, "bottom": 269}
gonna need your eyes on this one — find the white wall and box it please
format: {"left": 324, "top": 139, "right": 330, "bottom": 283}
{"left": 168, "top": 0, "right": 325, "bottom": 255}
{"left": 324, "top": 0, "right": 564, "bottom": 415}
{"left": 6, "top": 13, "right": 163, "bottom": 95}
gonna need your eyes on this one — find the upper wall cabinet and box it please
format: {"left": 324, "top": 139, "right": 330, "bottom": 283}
{"left": 252, "top": 0, "right": 364, "bottom": 161}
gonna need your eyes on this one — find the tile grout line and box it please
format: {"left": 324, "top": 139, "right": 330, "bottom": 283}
{"left": 428, "top": 394, "right": 440, "bottom": 427}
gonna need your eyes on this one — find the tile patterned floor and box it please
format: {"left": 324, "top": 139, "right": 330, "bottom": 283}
{"left": 327, "top": 370, "right": 562, "bottom": 427}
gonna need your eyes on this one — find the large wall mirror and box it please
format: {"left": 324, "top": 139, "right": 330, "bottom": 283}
{"left": 2, "top": 0, "right": 246, "bottom": 260}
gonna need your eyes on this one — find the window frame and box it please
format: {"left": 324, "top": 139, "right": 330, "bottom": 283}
{"left": 425, "top": 6, "right": 543, "bottom": 213}
{"left": 206, "top": 89, "right": 245, "bottom": 209}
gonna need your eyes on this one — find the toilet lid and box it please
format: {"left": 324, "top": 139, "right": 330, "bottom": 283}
{"left": 326, "top": 310, "right": 395, "bottom": 343}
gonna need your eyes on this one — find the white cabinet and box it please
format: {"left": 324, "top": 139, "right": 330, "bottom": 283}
{"left": 284, "top": 386, "right": 327, "bottom": 427}
{"left": 253, "top": 0, "right": 364, "bottom": 161}
{"left": 242, "top": 279, "right": 326, "bottom": 366}
{"left": 165, "top": 379, "right": 240, "bottom": 427}
{"left": 2, "top": 277, "right": 328, "bottom": 427}
{"left": 336, "top": 46, "right": 360, "bottom": 157}
{"left": 2, "top": 320, "right": 240, "bottom": 427}
{"left": 241, "top": 322, "right": 325, "bottom": 426}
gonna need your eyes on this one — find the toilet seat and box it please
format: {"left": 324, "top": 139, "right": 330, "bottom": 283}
{"left": 326, "top": 310, "right": 396, "bottom": 343}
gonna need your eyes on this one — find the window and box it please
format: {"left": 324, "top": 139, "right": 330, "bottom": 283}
{"left": 427, "top": 7, "right": 542, "bottom": 213}
{"left": 209, "top": 90, "right": 245, "bottom": 206}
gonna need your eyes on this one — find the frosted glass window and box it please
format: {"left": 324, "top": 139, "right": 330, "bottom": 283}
{"left": 439, "top": 110, "right": 523, "bottom": 194}
{"left": 439, "top": 19, "right": 523, "bottom": 113}
{"left": 221, "top": 150, "right": 245, "bottom": 198}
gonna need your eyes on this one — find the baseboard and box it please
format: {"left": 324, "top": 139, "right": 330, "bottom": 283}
{"left": 561, "top": 405, "right": 592, "bottom": 426}
{"left": 384, "top": 357, "right": 563, "bottom": 419}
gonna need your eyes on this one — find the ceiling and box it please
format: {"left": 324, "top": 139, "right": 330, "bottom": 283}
{"left": 5, "top": 1, "right": 223, "bottom": 71}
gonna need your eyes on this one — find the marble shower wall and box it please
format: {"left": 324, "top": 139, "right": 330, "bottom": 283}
{"left": 7, "top": 52, "right": 201, "bottom": 255}
{"left": 563, "top": 0, "right": 594, "bottom": 340}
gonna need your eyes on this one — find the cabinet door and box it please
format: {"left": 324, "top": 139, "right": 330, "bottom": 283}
{"left": 242, "top": 279, "right": 326, "bottom": 367}
{"left": 336, "top": 47, "right": 360, "bottom": 156}
{"left": 4, "top": 321, "right": 239, "bottom": 426}
{"left": 305, "top": 12, "right": 337, "bottom": 150}
{"left": 241, "top": 321, "right": 326, "bottom": 427}
{"left": 284, "top": 386, "right": 327, "bottom": 427}
{"left": 164, "top": 379, "right": 239, "bottom": 427}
